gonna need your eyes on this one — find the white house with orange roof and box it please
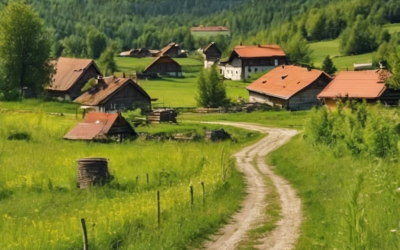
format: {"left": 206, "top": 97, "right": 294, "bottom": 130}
{"left": 219, "top": 44, "right": 286, "bottom": 81}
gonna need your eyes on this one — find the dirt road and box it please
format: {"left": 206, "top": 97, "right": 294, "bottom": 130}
{"left": 201, "top": 122, "right": 302, "bottom": 250}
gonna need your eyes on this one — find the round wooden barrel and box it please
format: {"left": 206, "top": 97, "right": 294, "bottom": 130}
{"left": 77, "top": 158, "right": 110, "bottom": 189}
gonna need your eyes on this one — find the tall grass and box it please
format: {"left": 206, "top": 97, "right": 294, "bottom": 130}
{"left": 0, "top": 111, "right": 261, "bottom": 249}
{"left": 268, "top": 104, "right": 400, "bottom": 249}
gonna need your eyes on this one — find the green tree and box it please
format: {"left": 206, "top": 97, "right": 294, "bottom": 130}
{"left": 321, "top": 55, "right": 337, "bottom": 75}
{"left": 283, "top": 32, "right": 313, "bottom": 65}
{"left": 196, "top": 65, "right": 229, "bottom": 108}
{"left": 86, "top": 28, "right": 107, "bottom": 59}
{"left": 0, "top": 1, "right": 53, "bottom": 100}
{"left": 99, "top": 47, "right": 117, "bottom": 76}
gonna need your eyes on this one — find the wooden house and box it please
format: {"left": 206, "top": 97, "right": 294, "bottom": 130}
{"left": 246, "top": 65, "right": 332, "bottom": 110}
{"left": 46, "top": 57, "right": 101, "bottom": 100}
{"left": 119, "top": 48, "right": 152, "bottom": 58}
{"left": 202, "top": 42, "right": 222, "bottom": 68}
{"left": 191, "top": 26, "right": 230, "bottom": 37}
{"left": 220, "top": 44, "right": 286, "bottom": 81}
{"left": 74, "top": 76, "right": 152, "bottom": 112}
{"left": 158, "top": 43, "right": 181, "bottom": 57}
{"left": 317, "top": 68, "right": 399, "bottom": 109}
{"left": 63, "top": 112, "right": 136, "bottom": 141}
{"left": 143, "top": 55, "right": 182, "bottom": 77}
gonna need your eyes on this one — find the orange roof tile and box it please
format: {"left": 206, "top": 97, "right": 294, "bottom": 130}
{"left": 246, "top": 65, "right": 332, "bottom": 100}
{"left": 74, "top": 77, "right": 151, "bottom": 106}
{"left": 317, "top": 70, "right": 392, "bottom": 99}
{"left": 191, "top": 26, "right": 229, "bottom": 32}
{"left": 48, "top": 57, "right": 101, "bottom": 91}
{"left": 234, "top": 44, "right": 285, "bottom": 58}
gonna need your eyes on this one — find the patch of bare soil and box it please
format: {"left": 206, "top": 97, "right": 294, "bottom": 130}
{"left": 200, "top": 122, "right": 302, "bottom": 250}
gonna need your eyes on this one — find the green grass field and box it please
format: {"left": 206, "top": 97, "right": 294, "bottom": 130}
{"left": 384, "top": 23, "right": 400, "bottom": 34}
{"left": 309, "top": 39, "right": 373, "bottom": 70}
{"left": 0, "top": 110, "right": 263, "bottom": 250}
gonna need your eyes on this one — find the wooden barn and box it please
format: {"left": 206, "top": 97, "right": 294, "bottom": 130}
{"left": 143, "top": 55, "right": 182, "bottom": 77}
{"left": 119, "top": 48, "right": 152, "bottom": 58}
{"left": 220, "top": 44, "right": 287, "bottom": 81}
{"left": 46, "top": 57, "right": 101, "bottom": 100}
{"left": 317, "top": 68, "right": 399, "bottom": 110}
{"left": 158, "top": 42, "right": 181, "bottom": 57}
{"left": 202, "top": 42, "right": 222, "bottom": 68}
{"left": 74, "top": 76, "right": 152, "bottom": 112}
{"left": 63, "top": 112, "right": 136, "bottom": 141}
{"left": 246, "top": 65, "right": 332, "bottom": 110}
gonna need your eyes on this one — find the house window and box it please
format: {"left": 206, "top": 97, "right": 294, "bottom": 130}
{"left": 220, "top": 69, "right": 223, "bottom": 74}
{"left": 248, "top": 68, "right": 251, "bottom": 72}
{"left": 236, "top": 71, "right": 238, "bottom": 74}
{"left": 255, "top": 68, "right": 258, "bottom": 72}
{"left": 274, "top": 59, "right": 278, "bottom": 66}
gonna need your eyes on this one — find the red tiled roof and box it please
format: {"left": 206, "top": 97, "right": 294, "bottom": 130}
{"left": 143, "top": 55, "right": 181, "bottom": 73}
{"left": 234, "top": 44, "right": 285, "bottom": 58}
{"left": 317, "top": 69, "right": 392, "bottom": 99}
{"left": 63, "top": 113, "right": 120, "bottom": 140}
{"left": 246, "top": 65, "right": 332, "bottom": 100}
{"left": 191, "top": 26, "right": 229, "bottom": 32}
{"left": 47, "top": 57, "right": 100, "bottom": 91}
{"left": 74, "top": 77, "right": 151, "bottom": 106}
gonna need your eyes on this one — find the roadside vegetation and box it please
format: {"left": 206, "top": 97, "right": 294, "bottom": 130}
{"left": 0, "top": 110, "right": 262, "bottom": 250}
{"left": 268, "top": 102, "right": 400, "bottom": 249}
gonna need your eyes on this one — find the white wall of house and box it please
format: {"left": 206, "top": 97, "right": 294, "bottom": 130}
{"left": 204, "top": 60, "right": 217, "bottom": 68}
{"left": 220, "top": 58, "right": 242, "bottom": 80}
{"left": 243, "top": 66, "right": 275, "bottom": 80}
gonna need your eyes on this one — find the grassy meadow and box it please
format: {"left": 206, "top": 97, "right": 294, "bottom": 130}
{"left": 0, "top": 110, "right": 263, "bottom": 250}
{"left": 309, "top": 39, "right": 373, "bottom": 70}
{"left": 268, "top": 105, "right": 400, "bottom": 249}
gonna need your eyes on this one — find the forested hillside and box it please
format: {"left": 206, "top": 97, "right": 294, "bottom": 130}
{"left": 1, "top": 0, "right": 399, "bottom": 62}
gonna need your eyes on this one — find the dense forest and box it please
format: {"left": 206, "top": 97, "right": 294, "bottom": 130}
{"left": 0, "top": 0, "right": 399, "bottom": 62}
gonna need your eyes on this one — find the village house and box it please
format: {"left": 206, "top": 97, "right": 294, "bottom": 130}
{"left": 246, "top": 65, "right": 332, "bottom": 110}
{"left": 317, "top": 67, "right": 398, "bottom": 110}
{"left": 191, "top": 25, "right": 230, "bottom": 37}
{"left": 74, "top": 76, "right": 152, "bottom": 112}
{"left": 63, "top": 112, "right": 136, "bottom": 141}
{"left": 119, "top": 48, "right": 152, "bottom": 58}
{"left": 157, "top": 42, "right": 181, "bottom": 57}
{"left": 46, "top": 57, "right": 102, "bottom": 100}
{"left": 143, "top": 55, "right": 182, "bottom": 77}
{"left": 202, "top": 42, "right": 222, "bottom": 68}
{"left": 219, "top": 44, "right": 286, "bottom": 81}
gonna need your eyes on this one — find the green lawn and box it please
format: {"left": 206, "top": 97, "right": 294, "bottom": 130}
{"left": 112, "top": 57, "right": 204, "bottom": 75}
{"left": 309, "top": 39, "right": 373, "bottom": 70}
{"left": 383, "top": 23, "right": 400, "bottom": 34}
{"left": 140, "top": 75, "right": 249, "bottom": 107}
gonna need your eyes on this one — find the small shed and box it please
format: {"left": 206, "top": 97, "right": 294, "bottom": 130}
{"left": 159, "top": 43, "right": 180, "bottom": 57}
{"left": 147, "top": 109, "right": 177, "bottom": 124}
{"left": 63, "top": 112, "right": 136, "bottom": 141}
{"left": 74, "top": 76, "right": 152, "bottom": 112}
{"left": 143, "top": 56, "right": 182, "bottom": 77}
{"left": 202, "top": 42, "right": 222, "bottom": 68}
{"left": 46, "top": 57, "right": 102, "bottom": 100}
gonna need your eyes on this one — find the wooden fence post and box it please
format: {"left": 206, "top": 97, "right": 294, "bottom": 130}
{"left": 190, "top": 185, "right": 194, "bottom": 209}
{"left": 201, "top": 182, "right": 205, "bottom": 205}
{"left": 157, "top": 191, "right": 160, "bottom": 228}
{"left": 81, "top": 218, "right": 88, "bottom": 250}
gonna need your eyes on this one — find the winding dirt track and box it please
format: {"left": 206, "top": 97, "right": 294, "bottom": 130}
{"left": 201, "top": 122, "right": 302, "bottom": 250}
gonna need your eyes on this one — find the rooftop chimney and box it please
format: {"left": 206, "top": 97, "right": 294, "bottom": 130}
{"left": 379, "top": 60, "right": 387, "bottom": 69}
